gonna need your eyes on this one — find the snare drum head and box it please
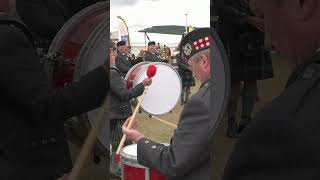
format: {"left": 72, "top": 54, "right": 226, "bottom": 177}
{"left": 121, "top": 144, "right": 138, "bottom": 160}
{"left": 138, "top": 62, "right": 181, "bottom": 115}
{"left": 46, "top": 2, "right": 109, "bottom": 154}
{"left": 133, "top": 62, "right": 181, "bottom": 115}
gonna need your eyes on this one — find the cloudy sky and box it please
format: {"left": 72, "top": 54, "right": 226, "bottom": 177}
{"left": 110, "top": 0, "right": 210, "bottom": 48}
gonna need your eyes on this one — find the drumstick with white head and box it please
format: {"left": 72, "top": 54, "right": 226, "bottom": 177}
{"left": 115, "top": 64, "right": 157, "bottom": 161}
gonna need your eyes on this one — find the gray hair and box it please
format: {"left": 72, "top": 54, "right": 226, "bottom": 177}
{"left": 189, "top": 48, "right": 211, "bottom": 62}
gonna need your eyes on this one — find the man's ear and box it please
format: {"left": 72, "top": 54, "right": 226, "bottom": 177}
{"left": 200, "top": 54, "right": 210, "bottom": 69}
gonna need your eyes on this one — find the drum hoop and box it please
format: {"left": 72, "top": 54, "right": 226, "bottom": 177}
{"left": 73, "top": 15, "right": 108, "bottom": 81}
{"left": 124, "top": 61, "right": 150, "bottom": 80}
{"left": 121, "top": 158, "right": 148, "bottom": 169}
{"left": 47, "top": 2, "right": 108, "bottom": 53}
{"left": 71, "top": 12, "right": 109, "bottom": 154}
{"left": 133, "top": 62, "right": 182, "bottom": 115}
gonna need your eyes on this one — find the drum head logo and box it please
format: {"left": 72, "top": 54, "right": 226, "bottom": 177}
{"left": 183, "top": 43, "right": 192, "bottom": 56}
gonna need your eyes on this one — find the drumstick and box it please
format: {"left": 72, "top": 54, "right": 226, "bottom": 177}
{"left": 151, "top": 115, "right": 177, "bottom": 128}
{"left": 115, "top": 87, "right": 148, "bottom": 156}
{"left": 68, "top": 95, "right": 109, "bottom": 180}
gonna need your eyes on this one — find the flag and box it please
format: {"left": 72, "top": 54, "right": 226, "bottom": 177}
{"left": 117, "top": 16, "right": 131, "bottom": 46}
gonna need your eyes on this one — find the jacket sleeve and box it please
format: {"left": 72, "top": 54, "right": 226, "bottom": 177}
{"left": 0, "top": 25, "right": 108, "bottom": 123}
{"left": 110, "top": 69, "right": 145, "bottom": 101}
{"left": 115, "top": 55, "right": 132, "bottom": 75}
{"left": 137, "top": 96, "right": 212, "bottom": 177}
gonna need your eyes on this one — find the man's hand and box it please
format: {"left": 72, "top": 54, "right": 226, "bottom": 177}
{"left": 247, "top": 16, "right": 264, "bottom": 32}
{"left": 142, "top": 78, "right": 152, "bottom": 87}
{"left": 122, "top": 117, "right": 144, "bottom": 143}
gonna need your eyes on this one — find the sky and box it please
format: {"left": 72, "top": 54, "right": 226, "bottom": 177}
{"left": 110, "top": 0, "right": 210, "bottom": 49}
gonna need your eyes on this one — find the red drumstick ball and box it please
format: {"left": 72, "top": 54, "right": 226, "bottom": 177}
{"left": 147, "top": 64, "right": 157, "bottom": 78}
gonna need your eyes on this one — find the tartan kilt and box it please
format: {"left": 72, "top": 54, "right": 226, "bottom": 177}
{"left": 110, "top": 119, "right": 132, "bottom": 152}
{"left": 179, "top": 70, "right": 196, "bottom": 87}
{"left": 229, "top": 48, "right": 274, "bottom": 81}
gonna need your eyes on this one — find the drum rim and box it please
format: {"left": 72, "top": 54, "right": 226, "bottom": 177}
{"left": 120, "top": 143, "right": 169, "bottom": 169}
{"left": 120, "top": 144, "right": 138, "bottom": 161}
{"left": 126, "top": 61, "right": 182, "bottom": 115}
{"left": 72, "top": 8, "right": 109, "bottom": 153}
{"left": 208, "top": 28, "right": 231, "bottom": 138}
{"left": 75, "top": 17, "right": 109, "bottom": 154}
{"left": 124, "top": 61, "right": 150, "bottom": 80}
{"left": 47, "top": 1, "right": 108, "bottom": 54}
{"left": 44, "top": 2, "right": 108, "bottom": 78}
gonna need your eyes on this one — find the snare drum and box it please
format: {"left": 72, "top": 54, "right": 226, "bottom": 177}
{"left": 121, "top": 144, "right": 167, "bottom": 180}
{"left": 125, "top": 62, "right": 182, "bottom": 115}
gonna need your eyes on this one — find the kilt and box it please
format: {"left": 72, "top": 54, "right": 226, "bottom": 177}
{"left": 179, "top": 70, "right": 196, "bottom": 88}
{"left": 229, "top": 48, "right": 274, "bottom": 81}
{"left": 110, "top": 119, "right": 131, "bottom": 152}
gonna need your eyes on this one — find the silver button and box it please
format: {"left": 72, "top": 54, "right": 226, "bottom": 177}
{"left": 145, "top": 140, "right": 150, "bottom": 144}
{"left": 152, "top": 145, "right": 156, "bottom": 149}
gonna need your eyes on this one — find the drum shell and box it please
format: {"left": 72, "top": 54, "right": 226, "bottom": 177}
{"left": 120, "top": 144, "right": 167, "bottom": 180}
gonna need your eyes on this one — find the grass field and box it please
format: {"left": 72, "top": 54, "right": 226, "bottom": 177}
{"left": 68, "top": 53, "right": 291, "bottom": 180}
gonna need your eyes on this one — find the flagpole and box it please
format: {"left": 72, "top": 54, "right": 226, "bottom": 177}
{"left": 144, "top": 32, "right": 146, "bottom": 48}
{"left": 185, "top": 13, "right": 188, "bottom": 33}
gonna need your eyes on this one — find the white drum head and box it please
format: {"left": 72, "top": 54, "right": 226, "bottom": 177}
{"left": 135, "top": 62, "right": 181, "bottom": 115}
{"left": 122, "top": 144, "right": 138, "bottom": 157}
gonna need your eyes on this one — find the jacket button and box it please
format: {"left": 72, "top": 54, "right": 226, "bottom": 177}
{"left": 151, "top": 145, "right": 157, "bottom": 149}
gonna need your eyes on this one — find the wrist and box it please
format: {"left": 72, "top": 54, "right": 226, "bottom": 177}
{"left": 135, "top": 135, "right": 145, "bottom": 143}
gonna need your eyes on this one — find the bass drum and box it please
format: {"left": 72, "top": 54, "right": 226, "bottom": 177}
{"left": 45, "top": 2, "right": 109, "bottom": 159}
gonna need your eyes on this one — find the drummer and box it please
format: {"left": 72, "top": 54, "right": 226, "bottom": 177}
{"left": 144, "top": 41, "right": 162, "bottom": 62}
{"left": 110, "top": 41, "right": 152, "bottom": 178}
{"left": 122, "top": 28, "right": 213, "bottom": 180}
{"left": 0, "top": 7, "right": 108, "bottom": 180}
{"left": 115, "top": 40, "right": 133, "bottom": 77}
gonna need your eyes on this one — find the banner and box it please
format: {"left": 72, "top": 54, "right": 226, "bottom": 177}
{"left": 117, "top": 16, "right": 131, "bottom": 46}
